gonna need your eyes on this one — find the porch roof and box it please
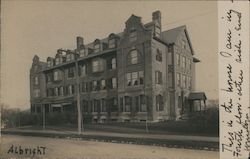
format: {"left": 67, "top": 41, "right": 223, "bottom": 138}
{"left": 188, "top": 92, "right": 207, "bottom": 100}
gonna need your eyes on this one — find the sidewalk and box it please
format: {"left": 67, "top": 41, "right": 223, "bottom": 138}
{"left": 2, "top": 128, "right": 219, "bottom": 150}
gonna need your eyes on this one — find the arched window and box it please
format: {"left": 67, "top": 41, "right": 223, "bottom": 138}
{"left": 128, "top": 49, "right": 139, "bottom": 65}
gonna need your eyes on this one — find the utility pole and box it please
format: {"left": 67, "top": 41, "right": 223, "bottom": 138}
{"left": 75, "top": 57, "right": 82, "bottom": 134}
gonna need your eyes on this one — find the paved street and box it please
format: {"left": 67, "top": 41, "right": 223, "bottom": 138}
{"left": 0, "top": 135, "right": 219, "bottom": 159}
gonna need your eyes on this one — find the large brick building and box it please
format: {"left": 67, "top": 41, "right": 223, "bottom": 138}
{"left": 30, "top": 11, "right": 206, "bottom": 122}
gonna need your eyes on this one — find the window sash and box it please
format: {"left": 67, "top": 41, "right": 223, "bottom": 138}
{"left": 112, "top": 78, "right": 117, "bottom": 89}
{"left": 111, "top": 58, "right": 116, "bottom": 69}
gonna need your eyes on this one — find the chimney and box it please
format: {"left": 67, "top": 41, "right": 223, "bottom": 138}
{"left": 76, "top": 36, "right": 84, "bottom": 50}
{"left": 152, "top": 10, "right": 161, "bottom": 26}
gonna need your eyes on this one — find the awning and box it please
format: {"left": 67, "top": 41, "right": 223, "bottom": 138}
{"left": 188, "top": 92, "right": 207, "bottom": 100}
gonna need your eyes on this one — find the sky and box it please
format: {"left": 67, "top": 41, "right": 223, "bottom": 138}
{"left": 1, "top": 1, "right": 218, "bottom": 109}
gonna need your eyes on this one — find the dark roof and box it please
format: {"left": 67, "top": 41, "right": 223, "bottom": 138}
{"left": 161, "top": 25, "right": 185, "bottom": 44}
{"left": 188, "top": 92, "right": 207, "bottom": 100}
{"left": 160, "top": 25, "right": 194, "bottom": 54}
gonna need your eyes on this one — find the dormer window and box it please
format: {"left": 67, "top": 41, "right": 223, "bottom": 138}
{"left": 47, "top": 59, "right": 53, "bottom": 67}
{"left": 94, "top": 39, "right": 101, "bottom": 53}
{"left": 79, "top": 49, "right": 85, "bottom": 57}
{"left": 94, "top": 43, "right": 100, "bottom": 53}
{"left": 66, "top": 53, "right": 74, "bottom": 62}
{"left": 108, "top": 38, "right": 116, "bottom": 48}
{"left": 55, "top": 56, "right": 63, "bottom": 65}
{"left": 129, "top": 28, "right": 137, "bottom": 42}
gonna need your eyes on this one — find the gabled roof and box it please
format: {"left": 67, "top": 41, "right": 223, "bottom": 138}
{"left": 160, "top": 25, "right": 194, "bottom": 54}
{"left": 188, "top": 92, "right": 207, "bottom": 100}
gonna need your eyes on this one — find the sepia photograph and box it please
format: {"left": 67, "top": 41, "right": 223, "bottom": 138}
{"left": 0, "top": 1, "right": 223, "bottom": 159}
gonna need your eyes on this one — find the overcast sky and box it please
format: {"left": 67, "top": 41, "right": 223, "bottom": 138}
{"left": 1, "top": 1, "right": 218, "bottom": 109}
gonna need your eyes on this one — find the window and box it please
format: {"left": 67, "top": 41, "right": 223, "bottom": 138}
{"left": 66, "top": 54, "right": 71, "bottom": 62}
{"left": 181, "top": 56, "right": 186, "bottom": 68}
{"left": 80, "top": 65, "right": 86, "bottom": 76}
{"left": 188, "top": 59, "right": 192, "bottom": 70}
{"left": 177, "top": 73, "right": 181, "bottom": 87}
{"left": 132, "top": 72, "right": 139, "bottom": 86}
{"left": 156, "top": 95, "right": 164, "bottom": 111}
{"left": 92, "top": 59, "right": 104, "bottom": 73}
{"left": 108, "top": 38, "right": 116, "bottom": 48}
{"left": 129, "top": 28, "right": 137, "bottom": 42}
{"left": 94, "top": 43, "right": 100, "bottom": 53}
{"left": 54, "top": 87, "right": 58, "bottom": 96}
{"left": 110, "top": 98, "right": 118, "bottom": 112}
{"left": 139, "top": 71, "right": 144, "bottom": 85}
{"left": 155, "top": 71, "right": 163, "bottom": 84}
{"left": 68, "top": 85, "right": 75, "bottom": 95}
{"left": 54, "top": 71, "right": 62, "bottom": 81}
{"left": 187, "top": 76, "right": 191, "bottom": 89}
{"left": 101, "top": 99, "right": 106, "bottom": 112}
{"left": 182, "top": 74, "right": 186, "bottom": 88}
{"left": 156, "top": 49, "right": 162, "bottom": 62}
{"left": 47, "top": 60, "right": 53, "bottom": 67}
{"left": 68, "top": 67, "right": 75, "bottom": 78}
{"left": 111, "top": 78, "right": 117, "bottom": 89}
{"left": 59, "top": 86, "right": 64, "bottom": 96}
{"left": 81, "top": 82, "right": 87, "bottom": 92}
{"left": 128, "top": 49, "right": 139, "bottom": 65}
{"left": 127, "top": 73, "right": 132, "bottom": 86}
{"left": 55, "top": 57, "right": 62, "bottom": 65}
{"left": 126, "top": 71, "right": 144, "bottom": 86}
{"left": 92, "top": 80, "right": 98, "bottom": 91}
{"left": 46, "top": 73, "right": 52, "bottom": 83}
{"left": 34, "top": 76, "right": 39, "bottom": 85}
{"left": 140, "top": 95, "right": 147, "bottom": 112}
{"left": 34, "top": 89, "right": 40, "bottom": 97}
{"left": 100, "top": 79, "right": 106, "bottom": 90}
{"left": 176, "top": 54, "right": 180, "bottom": 66}
{"left": 111, "top": 58, "right": 116, "bottom": 69}
{"left": 124, "top": 96, "right": 131, "bottom": 112}
{"left": 79, "top": 49, "right": 85, "bottom": 57}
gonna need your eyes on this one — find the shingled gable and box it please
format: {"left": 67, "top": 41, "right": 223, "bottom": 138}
{"left": 160, "top": 25, "right": 194, "bottom": 55}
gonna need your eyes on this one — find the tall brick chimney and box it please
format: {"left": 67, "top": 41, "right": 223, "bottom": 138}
{"left": 152, "top": 10, "right": 161, "bottom": 27}
{"left": 76, "top": 36, "right": 84, "bottom": 50}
